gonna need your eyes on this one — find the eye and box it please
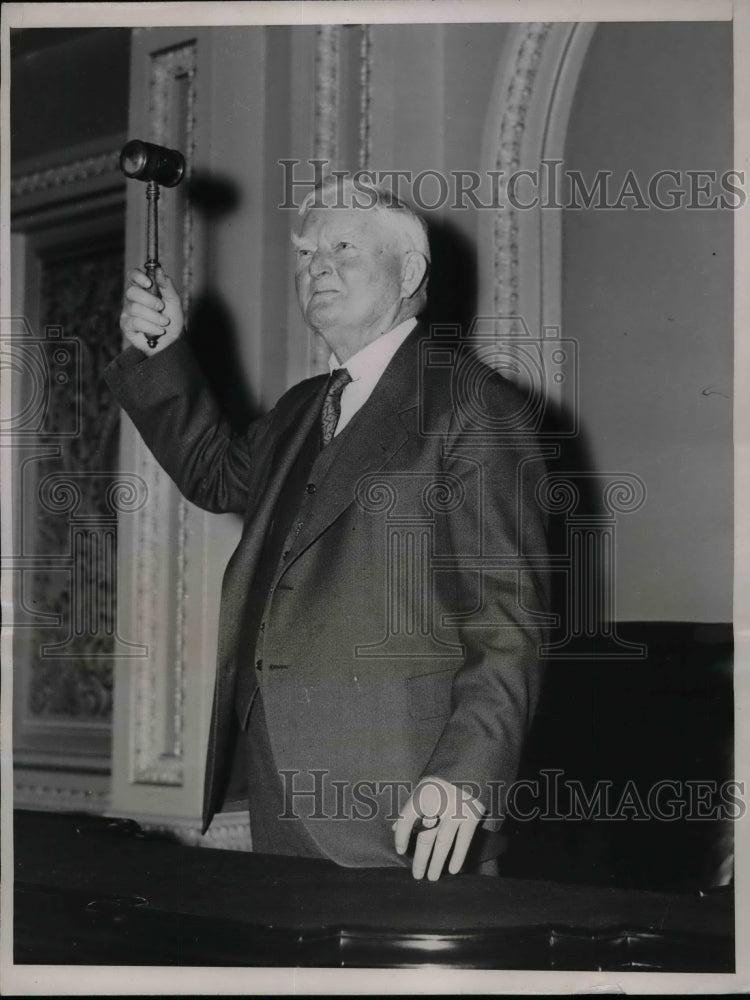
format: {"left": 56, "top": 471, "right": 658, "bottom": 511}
{"left": 336, "top": 241, "right": 355, "bottom": 251}
{"left": 295, "top": 247, "right": 312, "bottom": 259}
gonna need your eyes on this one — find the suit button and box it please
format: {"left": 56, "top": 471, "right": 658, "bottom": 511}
{"left": 306, "top": 483, "right": 316, "bottom": 494}
{"left": 256, "top": 659, "right": 263, "bottom": 671}
{"left": 259, "top": 622, "right": 265, "bottom": 632}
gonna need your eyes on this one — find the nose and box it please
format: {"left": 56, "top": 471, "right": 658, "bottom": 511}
{"left": 309, "top": 247, "right": 333, "bottom": 277}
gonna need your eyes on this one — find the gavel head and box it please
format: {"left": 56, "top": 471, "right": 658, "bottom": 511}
{"left": 120, "top": 140, "right": 185, "bottom": 188}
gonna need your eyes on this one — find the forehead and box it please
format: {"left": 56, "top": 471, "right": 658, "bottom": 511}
{"left": 296, "top": 207, "right": 395, "bottom": 245}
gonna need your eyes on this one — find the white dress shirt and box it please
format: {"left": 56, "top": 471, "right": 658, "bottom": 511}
{"left": 328, "top": 317, "right": 417, "bottom": 437}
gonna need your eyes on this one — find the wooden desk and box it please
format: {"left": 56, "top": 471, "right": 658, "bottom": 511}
{"left": 14, "top": 810, "right": 733, "bottom": 970}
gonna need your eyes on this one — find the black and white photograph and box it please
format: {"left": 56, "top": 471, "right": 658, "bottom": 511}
{"left": 1, "top": 0, "right": 746, "bottom": 993}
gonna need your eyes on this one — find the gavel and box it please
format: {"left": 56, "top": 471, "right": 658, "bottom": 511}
{"left": 120, "top": 139, "right": 186, "bottom": 348}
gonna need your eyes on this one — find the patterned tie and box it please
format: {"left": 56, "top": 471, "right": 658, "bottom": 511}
{"left": 320, "top": 367, "right": 352, "bottom": 446}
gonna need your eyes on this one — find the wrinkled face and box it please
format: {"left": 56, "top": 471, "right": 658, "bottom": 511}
{"left": 293, "top": 208, "right": 406, "bottom": 339}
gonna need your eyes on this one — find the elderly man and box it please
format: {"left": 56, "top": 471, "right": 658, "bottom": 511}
{"left": 106, "top": 181, "right": 549, "bottom": 880}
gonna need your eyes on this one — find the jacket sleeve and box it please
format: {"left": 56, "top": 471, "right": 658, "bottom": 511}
{"left": 421, "top": 377, "right": 551, "bottom": 825}
{"left": 104, "top": 340, "right": 275, "bottom": 515}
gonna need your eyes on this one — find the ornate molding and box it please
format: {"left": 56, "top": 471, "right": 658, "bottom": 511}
{"left": 314, "top": 25, "right": 340, "bottom": 167}
{"left": 129, "top": 811, "right": 252, "bottom": 852}
{"left": 485, "top": 21, "right": 597, "bottom": 349}
{"left": 358, "top": 25, "right": 373, "bottom": 171}
{"left": 11, "top": 150, "right": 121, "bottom": 198}
{"left": 131, "top": 40, "right": 197, "bottom": 786}
{"left": 148, "top": 42, "right": 197, "bottom": 312}
{"left": 492, "top": 22, "right": 552, "bottom": 317}
{"left": 15, "top": 780, "right": 110, "bottom": 811}
{"left": 310, "top": 25, "right": 342, "bottom": 376}
{"left": 308, "top": 24, "right": 372, "bottom": 374}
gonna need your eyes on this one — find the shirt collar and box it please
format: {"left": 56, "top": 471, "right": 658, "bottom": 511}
{"left": 328, "top": 317, "right": 418, "bottom": 381}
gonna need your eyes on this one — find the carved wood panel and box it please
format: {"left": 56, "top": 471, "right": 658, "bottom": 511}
{"left": 11, "top": 168, "right": 128, "bottom": 786}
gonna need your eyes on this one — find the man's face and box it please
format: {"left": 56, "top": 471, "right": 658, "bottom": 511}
{"left": 293, "top": 208, "right": 406, "bottom": 341}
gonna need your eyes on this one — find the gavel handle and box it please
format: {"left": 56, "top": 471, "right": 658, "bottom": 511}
{"left": 145, "top": 180, "right": 163, "bottom": 349}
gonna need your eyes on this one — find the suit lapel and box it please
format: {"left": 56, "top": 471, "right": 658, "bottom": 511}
{"left": 283, "top": 325, "right": 423, "bottom": 568}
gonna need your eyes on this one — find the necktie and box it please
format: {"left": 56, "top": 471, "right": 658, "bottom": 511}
{"left": 320, "top": 367, "right": 352, "bottom": 446}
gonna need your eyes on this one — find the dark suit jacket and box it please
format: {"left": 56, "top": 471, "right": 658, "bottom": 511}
{"left": 105, "top": 324, "right": 550, "bottom": 867}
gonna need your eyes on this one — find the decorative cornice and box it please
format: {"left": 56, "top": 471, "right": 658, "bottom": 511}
{"left": 11, "top": 150, "right": 121, "bottom": 198}
{"left": 493, "top": 22, "right": 552, "bottom": 317}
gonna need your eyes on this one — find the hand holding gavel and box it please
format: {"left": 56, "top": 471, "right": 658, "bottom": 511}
{"left": 119, "top": 139, "right": 185, "bottom": 353}
{"left": 120, "top": 265, "right": 184, "bottom": 355}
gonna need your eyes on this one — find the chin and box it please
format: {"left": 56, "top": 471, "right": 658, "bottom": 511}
{"left": 307, "top": 305, "right": 343, "bottom": 328}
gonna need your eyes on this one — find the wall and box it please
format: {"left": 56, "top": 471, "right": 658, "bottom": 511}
{"left": 11, "top": 28, "right": 131, "bottom": 163}
{"left": 563, "top": 21, "right": 733, "bottom": 623}
{"left": 368, "top": 23, "right": 511, "bottom": 331}
{"left": 359, "top": 21, "right": 734, "bottom": 624}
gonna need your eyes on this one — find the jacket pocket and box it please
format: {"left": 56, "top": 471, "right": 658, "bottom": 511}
{"left": 406, "top": 668, "right": 455, "bottom": 721}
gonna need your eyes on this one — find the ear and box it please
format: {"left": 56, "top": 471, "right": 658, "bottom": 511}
{"left": 400, "top": 251, "right": 428, "bottom": 300}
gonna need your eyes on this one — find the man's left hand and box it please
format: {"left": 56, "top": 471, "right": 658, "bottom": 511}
{"left": 393, "top": 776, "right": 485, "bottom": 880}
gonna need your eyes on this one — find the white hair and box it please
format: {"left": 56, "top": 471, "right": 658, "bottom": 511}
{"left": 296, "top": 175, "right": 430, "bottom": 312}
{"left": 297, "top": 176, "right": 430, "bottom": 261}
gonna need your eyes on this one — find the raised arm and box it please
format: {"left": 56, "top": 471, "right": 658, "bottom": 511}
{"left": 105, "top": 267, "right": 269, "bottom": 514}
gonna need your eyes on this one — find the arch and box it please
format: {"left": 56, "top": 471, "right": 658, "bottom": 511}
{"left": 478, "top": 22, "right": 596, "bottom": 403}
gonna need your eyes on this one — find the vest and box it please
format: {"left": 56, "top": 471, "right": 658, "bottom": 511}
{"left": 234, "top": 408, "right": 354, "bottom": 728}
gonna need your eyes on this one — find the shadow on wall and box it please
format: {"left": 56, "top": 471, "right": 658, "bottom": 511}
{"left": 185, "top": 171, "right": 262, "bottom": 431}
{"left": 424, "top": 213, "right": 601, "bottom": 663}
{"left": 420, "top": 217, "right": 739, "bottom": 893}
{"left": 422, "top": 215, "right": 478, "bottom": 335}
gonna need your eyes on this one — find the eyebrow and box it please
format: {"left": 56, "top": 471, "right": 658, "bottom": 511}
{"left": 290, "top": 231, "right": 360, "bottom": 250}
